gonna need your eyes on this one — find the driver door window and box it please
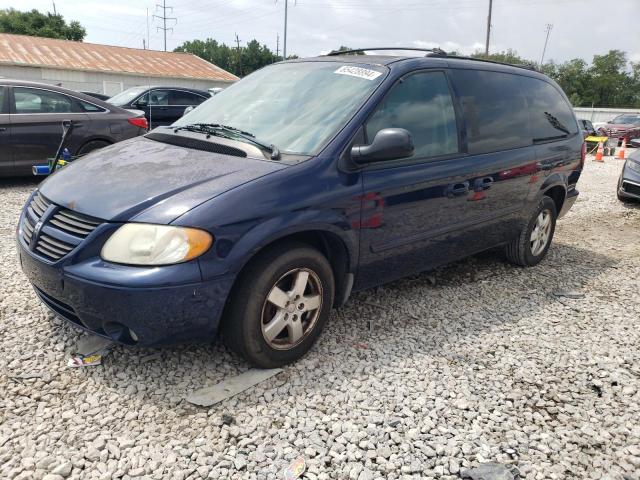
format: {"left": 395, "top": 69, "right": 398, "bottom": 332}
{"left": 365, "top": 71, "right": 459, "bottom": 160}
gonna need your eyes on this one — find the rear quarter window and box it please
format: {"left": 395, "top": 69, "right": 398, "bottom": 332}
{"left": 519, "top": 76, "right": 578, "bottom": 141}
{"left": 450, "top": 69, "right": 530, "bottom": 154}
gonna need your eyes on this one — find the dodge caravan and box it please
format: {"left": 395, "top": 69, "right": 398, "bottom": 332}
{"left": 17, "top": 49, "right": 584, "bottom": 368}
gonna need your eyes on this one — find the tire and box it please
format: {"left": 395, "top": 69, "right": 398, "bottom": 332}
{"left": 77, "top": 140, "right": 110, "bottom": 156}
{"left": 506, "top": 196, "right": 557, "bottom": 267}
{"left": 222, "top": 241, "right": 335, "bottom": 368}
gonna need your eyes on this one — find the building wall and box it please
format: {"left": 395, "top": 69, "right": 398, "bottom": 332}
{"left": 0, "top": 65, "right": 233, "bottom": 95}
{"left": 574, "top": 107, "right": 640, "bottom": 124}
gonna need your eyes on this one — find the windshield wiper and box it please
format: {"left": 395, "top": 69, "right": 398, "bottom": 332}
{"left": 173, "top": 123, "right": 281, "bottom": 160}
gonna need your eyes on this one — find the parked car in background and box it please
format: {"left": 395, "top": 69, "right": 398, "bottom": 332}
{"left": 80, "top": 91, "right": 111, "bottom": 101}
{"left": 107, "top": 86, "right": 210, "bottom": 129}
{"left": 579, "top": 119, "right": 597, "bottom": 138}
{"left": 0, "top": 80, "right": 148, "bottom": 177}
{"left": 17, "top": 50, "right": 583, "bottom": 368}
{"left": 617, "top": 149, "right": 640, "bottom": 202}
{"left": 597, "top": 114, "right": 640, "bottom": 144}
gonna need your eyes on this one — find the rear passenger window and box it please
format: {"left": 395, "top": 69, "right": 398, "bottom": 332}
{"left": 450, "top": 70, "right": 529, "bottom": 154}
{"left": 78, "top": 100, "right": 107, "bottom": 112}
{"left": 366, "top": 71, "right": 458, "bottom": 160}
{"left": 170, "top": 90, "right": 206, "bottom": 106}
{"left": 520, "top": 76, "right": 578, "bottom": 142}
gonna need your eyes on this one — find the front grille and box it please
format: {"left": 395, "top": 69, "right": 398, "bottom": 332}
{"left": 622, "top": 181, "right": 640, "bottom": 197}
{"left": 21, "top": 192, "right": 104, "bottom": 262}
{"left": 50, "top": 209, "right": 101, "bottom": 236}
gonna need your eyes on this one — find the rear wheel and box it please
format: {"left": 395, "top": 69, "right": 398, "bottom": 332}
{"left": 222, "top": 242, "right": 334, "bottom": 368}
{"left": 77, "top": 140, "right": 110, "bottom": 156}
{"left": 506, "top": 196, "right": 557, "bottom": 267}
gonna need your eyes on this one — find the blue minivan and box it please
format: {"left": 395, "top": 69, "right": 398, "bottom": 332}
{"left": 17, "top": 49, "right": 584, "bottom": 367}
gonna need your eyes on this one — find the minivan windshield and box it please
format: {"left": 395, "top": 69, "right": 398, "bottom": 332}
{"left": 173, "top": 62, "right": 388, "bottom": 155}
{"left": 108, "top": 86, "right": 147, "bottom": 106}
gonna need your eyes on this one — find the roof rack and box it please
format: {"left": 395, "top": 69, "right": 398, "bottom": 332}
{"left": 324, "top": 47, "right": 538, "bottom": 72}
{"left": 326, "top": 47, "right": 447, "bottom": 57}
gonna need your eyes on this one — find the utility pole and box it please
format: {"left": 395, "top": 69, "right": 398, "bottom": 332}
{"left": 540, "top": 23, "right": 553, "bottom": 66}
{"left": 153, "top": 0, "right": 176, "bottom": 52}
{"left": 276, "top": 33, "right": 280, "bottom": 61}
{"left": 277, "top": 0, "right": 295, "bottom": 60}
{"left": 146, "top": 7, "right": 150, "bottom": 51}
{"left": 283, "top": 0, "right": 288, "bottom": 60}
{"left": 143, "top": 39, "right": 146, "bottom": 50}
{"left": 235, "top": 33, "right": 242, "bottom": 77}
{"left": 484, "top": 0, "right": 493, "bottom": 57}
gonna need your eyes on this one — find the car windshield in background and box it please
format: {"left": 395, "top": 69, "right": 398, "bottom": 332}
{"left": 108, "top": 86, "right": 147, "bottom": 106}
{"left": 610, "top": 114, "right": 640, "bottom": 125}
{"left": 173, "top": 62, "right": 388, "bottom": 156}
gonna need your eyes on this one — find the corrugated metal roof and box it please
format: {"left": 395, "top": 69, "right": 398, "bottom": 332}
{"left": 0, "top": 33, "right": 238, "bottom": 82}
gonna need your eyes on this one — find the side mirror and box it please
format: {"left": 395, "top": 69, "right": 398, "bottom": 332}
{"left": 351, "top": 128, "right": 414, "bottom": 163}
{"left": 183, "top": 106, "right": 195, "bottom": 116}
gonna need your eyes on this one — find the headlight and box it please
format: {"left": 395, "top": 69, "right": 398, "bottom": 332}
{"left": 628, "top": 160, "right": 640, "bottom": 174}
{"left": 101, "top": 224, "right": 213, "bottom": 266}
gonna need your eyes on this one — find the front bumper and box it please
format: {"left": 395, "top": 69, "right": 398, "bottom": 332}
{"left": 618, "top": 160, "right": 640, "bottom": 200}
{"left": 18, "top": 241, "right": 235, "bottom": 346}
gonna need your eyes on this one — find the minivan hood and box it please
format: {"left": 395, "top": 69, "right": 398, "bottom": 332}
{"left": 39, "top": 137, "right": 287, "bottom": 223}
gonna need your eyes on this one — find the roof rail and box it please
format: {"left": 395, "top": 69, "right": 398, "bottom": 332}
{"left": 324, "top": 47, "right": 538, "bottom": 72}
{"left": 326, "top": 47, "right": 447, "bottom": 57}
{"left": 446, "top": 54, "right": 539, "bottom": 71}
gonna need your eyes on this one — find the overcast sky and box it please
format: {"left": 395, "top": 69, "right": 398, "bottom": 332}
{"left": 1, "top": 0, "right": 639, "bottom": 66}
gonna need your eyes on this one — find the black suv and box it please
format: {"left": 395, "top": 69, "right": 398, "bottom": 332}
{"left": 107, "top": 86, "right": 210, "bottom": 129}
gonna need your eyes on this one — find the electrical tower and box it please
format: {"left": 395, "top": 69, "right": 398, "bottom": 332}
{"left": 153, "top": 0, "right": 176, "bottom": 52}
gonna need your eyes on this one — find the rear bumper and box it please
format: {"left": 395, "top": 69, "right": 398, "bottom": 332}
{"left": 558, "top": 188, "right": 579, "bottom": 218}
{"left": 18, "top": 241, "right": 234, "bottom": 346}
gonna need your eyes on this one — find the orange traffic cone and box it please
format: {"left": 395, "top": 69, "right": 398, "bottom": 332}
{"left": 595, "top": 141, "right": 604, "bottom": 162}
{"left": 618, "top": 138, "right": 626, "bottom": 160}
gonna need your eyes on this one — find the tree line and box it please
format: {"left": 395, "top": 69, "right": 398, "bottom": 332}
{"left": 0, "top": 8, "right": 85, "bottom": 41}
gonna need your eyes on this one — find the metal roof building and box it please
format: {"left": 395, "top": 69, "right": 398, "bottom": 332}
{"left": 0, "top": 33, "right": 238, "bottom": 96}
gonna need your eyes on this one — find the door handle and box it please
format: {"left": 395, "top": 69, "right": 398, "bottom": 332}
{"left": 446, "top": 181, "right": 470, "bottom": 197}
{"left": 72, "top": 122, "right": 83, "bottom": 127}
{"left": 0, "top": 127, "right": 6, "bottom": 132}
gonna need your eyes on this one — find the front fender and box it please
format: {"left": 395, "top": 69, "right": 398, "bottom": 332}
{"left": 196, "top": 210, "right": 359, "bottom": 281}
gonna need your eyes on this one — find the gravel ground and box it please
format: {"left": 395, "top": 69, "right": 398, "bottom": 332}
{"left": 0, "top": 155, "right": 639, "bottom": 480}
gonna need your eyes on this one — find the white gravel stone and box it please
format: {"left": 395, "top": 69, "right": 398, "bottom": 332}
{"left": 0, "top": 156, "right": 639, "bottom": 479}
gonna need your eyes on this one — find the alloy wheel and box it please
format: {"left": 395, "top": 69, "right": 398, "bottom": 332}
{"left": 260, "top": 268, "right": 323, "bottom": 350}
{"left": 530, "top": 209, "right": 552, "bottom": 256}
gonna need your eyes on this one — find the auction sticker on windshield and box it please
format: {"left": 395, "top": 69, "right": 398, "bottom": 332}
{"left": 334, "top": 65, "right": 383, "bottom": 81}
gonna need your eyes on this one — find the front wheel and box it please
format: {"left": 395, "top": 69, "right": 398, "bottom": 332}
{"left": 506, "top": 196, "right": 557, "bottom": 267}
{"left": 222, "top": 242, "right": 335, "bottom": 368}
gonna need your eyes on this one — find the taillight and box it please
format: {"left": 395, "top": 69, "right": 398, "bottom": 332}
{"left": 580, "top": 141, "right": 586, "bottom": 167}
{"left": 128, "top": 117, "right": 148, "bottom": 130}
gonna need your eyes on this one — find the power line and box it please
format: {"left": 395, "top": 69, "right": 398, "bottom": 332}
{"left": 153, "top": 0, "right": 177, "bottom": 52}
{"left": 540, "top": 23, "right": 553, "bottom": 65}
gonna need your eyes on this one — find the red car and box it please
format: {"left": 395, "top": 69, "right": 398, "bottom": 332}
{"left": 598, "top": 114, "right": 640, "bottom": 144}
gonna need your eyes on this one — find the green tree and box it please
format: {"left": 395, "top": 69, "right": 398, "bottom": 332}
{"left": 0, "top": 8, "right": 85, "bottom": 41}
{"left": 175, "top": 38, "right": 285, "bottom": 77}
